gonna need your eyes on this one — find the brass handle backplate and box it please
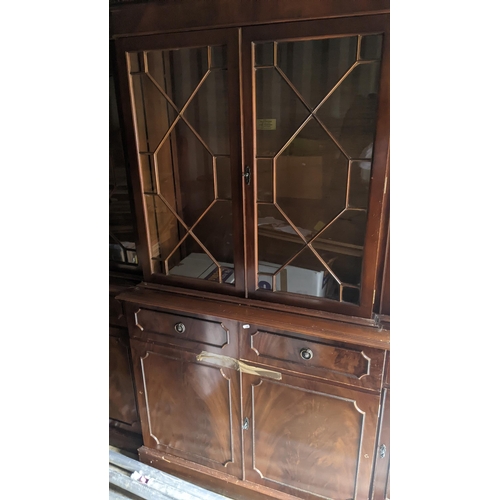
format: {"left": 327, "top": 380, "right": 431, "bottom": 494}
{"left": 174, "top": 322, "right": 186, "bottom": 334}
{"left": 300, "top": 348, "right": 313, "bottom": 360}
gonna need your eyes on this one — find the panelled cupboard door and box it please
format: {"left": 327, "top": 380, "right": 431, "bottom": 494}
{"left": 241, "top": 15, "right": 390, "bottom": 318}
{"left": 129, "top": 340, "right": 243, "bottom": 478}
{"left": 242, "top": 372, "right": 380, "bottom": 500}
{"left": 115, "top": 29, "right": 245, "bottom": 296}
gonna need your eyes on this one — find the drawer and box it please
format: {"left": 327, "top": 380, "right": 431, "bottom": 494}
{"left": 124, "top": 305, "right": 237, "bottom": 356}
{"left": 241, "top": 328, "right": 385, "bottom": 391}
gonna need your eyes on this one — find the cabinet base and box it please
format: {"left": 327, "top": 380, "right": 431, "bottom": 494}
{"left": 138, "top": 446, "right": 301, "bottom": 500}
{"left": 109, "top": 426, "right": 143, "bottom": 457}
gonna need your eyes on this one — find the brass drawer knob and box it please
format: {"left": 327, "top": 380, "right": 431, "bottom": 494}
{"left": 174, "top": 322, "right": 186, "bottom": 334}
{"left": 300, "top": 348, "right": 313, "bottom": 360}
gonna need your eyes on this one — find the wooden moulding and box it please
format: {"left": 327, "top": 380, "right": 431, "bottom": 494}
{"left": 110, "top": 0, "right": 390, "bottom": 38}
{"left": 138, "top": 446, "right": 302, "bottom": 500}
{"left": 117, "top": 285, "right": 390, "bottom": 350}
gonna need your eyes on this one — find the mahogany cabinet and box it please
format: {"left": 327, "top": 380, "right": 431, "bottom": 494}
{"left": 110, "top": 1, "right": 390, "bottom": 498}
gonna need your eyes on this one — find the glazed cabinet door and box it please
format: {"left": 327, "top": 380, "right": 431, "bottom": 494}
{"left": 115, "top": 29, "right": 245, "bottom": 295}
{"left": 242, "top": 372, "right": 380, "bottom": 500}
{"left": 241, "top": 15, "right": 390, "bottom": 317}
{"left": 129, "top": 339, "right": 243, "bottom": 478}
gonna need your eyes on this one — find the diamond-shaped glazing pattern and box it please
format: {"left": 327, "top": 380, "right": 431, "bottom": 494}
{"left": 129, "top": 45, "right": 234, "bottom": 283}
{"left": 255, "top": 34, "right": 382, "bottom": 303}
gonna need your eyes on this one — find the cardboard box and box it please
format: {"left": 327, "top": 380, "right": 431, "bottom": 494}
{"left": 276, "top": 156, "right": 323, "bottom": 200}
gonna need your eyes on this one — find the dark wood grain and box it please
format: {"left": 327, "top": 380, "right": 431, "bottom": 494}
{"left": 243, "top": 328, "right": 385, "bottom": 391}
{"left": 110, "top": 0, "right": 390, "bottom": 38}
{"left": 242, "top": 372, "right": 380, "bottom": 499}
{"left": 118, "top": 286, "right": 390, "bottom": 350}
{"left": 130, "top": 340, "right": 243, "bottom": 478}
{"left": 132, "top": 308, "right": 229, "bottom": 348}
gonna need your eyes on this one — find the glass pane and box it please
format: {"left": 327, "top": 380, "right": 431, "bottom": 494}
{"left": 342, "top": 286, "right": 360, "bottom": 305}
{"left": 216, "top": 157, "right": 231, "bottom": 200}
{"left": 360, "top": 34, "right": 383, "bottom": 60}
{"left": 317, "top": 62, "right": 381, "bottom": 158}
{"left": 144, "top": 193, "right": 186, "bottom": 266}
{"left": 255, "top": 68, "right": 310, "bottom": 157}
{"left": 276, "top": 247, "right": 330, "bottom": 298}
{"left": 257, "top": 159, "right": 273, "bottom": 203}
{"left": 110, "top": 71, "right": 137, "bottom": 266}
{"left": 183, "top": 69, "right": 230, "bottom": 155}
{"left": 192, "top": 200, "right": 234, "bottom": 269}
{"left": 211, "top": 45, "right": 227, "bottom": 69}
{"left": 130, "top": 73, "right": 178, "bottom": 153}
{"left": 145, "top": 47, "right": 208, "bottom": 108}
{"left": 277, "top": 37, "right": 357, "bottom": 109}
{"left": 129, "top": 44, "right": 236, "bottom": 281}
{"left": 348, "top": 160, "right": 371, "bottom": 209}
{"left": 257, "top": 204, "right": 305, "bottom": 271}
{"left": 275, "top": 119, "right": 347, "bottom": 241}
{"left": 254, "top": 42, "right": 274, "bottom": 66}
{"left": 318, "top": 209, "right": 367, "bottom": 248}
{"left": 156, "top": 118, "right": 214, "bottom": 228}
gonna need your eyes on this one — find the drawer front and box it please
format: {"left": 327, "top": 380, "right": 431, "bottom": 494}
{"left": 125, "top": 305, "right": 237, "bottom": 357}
{"left": 241, "top": 328, "right": 385, "bottom": 391}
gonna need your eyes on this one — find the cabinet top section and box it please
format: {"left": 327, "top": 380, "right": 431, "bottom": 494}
{"left": 110, "top": 0, "right": 390, "bottom": 38}
{"left": 117, "top": 284, "right": 390, "bottom": 350}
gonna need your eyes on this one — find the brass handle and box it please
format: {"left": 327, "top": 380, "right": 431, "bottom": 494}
{"left": 174, "top": 322, "right": 186, "bottom": 334}
{"left": 300, "top": 348, "right": 313, "bottom": 360}
{"left": 196, "top": 351, "right": 282, "bottom": 380}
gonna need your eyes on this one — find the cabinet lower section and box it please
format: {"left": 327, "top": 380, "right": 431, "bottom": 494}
{"left": 120, "top": 289, "right": 389, "bottom": 499}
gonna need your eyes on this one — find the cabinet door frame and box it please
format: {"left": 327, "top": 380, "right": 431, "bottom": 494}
{"left": 241, "top": 371, "right": 381, "bottom": 500}
{"left": 115, "top": 28, "right": 246, "bottom": 296}
{"left": 130, "top": 339, "right": 243, "bottom": 478}
{"left": 241, "top": 14, "right": 390, "bottom": 318}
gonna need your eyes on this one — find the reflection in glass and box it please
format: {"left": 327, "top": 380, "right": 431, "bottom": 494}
{"left": 254, "top": 33, "right": 383, "bottom": 302}
{"left": 211, "top": 45, "right": 227, "bottom": 69}
{"left": 257, "top": 159, "right": 273, "bottom": 203}
{"left": 255, "top": 68, "right": 309, "bottom": 157}
{"left": 277, "top": 37, "right": 357, "bottom": 108}
{"left": 254, "top": 42, "right": 274, "bottom": 67}
{"left": 110, "top": 70, "right": 137, "bottom": 266}
{"left": 360, "top": 34, "right": 383, "bottom": 61}
{"left": 128, "top": 45, "right": 234, "bottom": 283}
{"left": 276, "top": 119, "right": 347, "bottom": 241}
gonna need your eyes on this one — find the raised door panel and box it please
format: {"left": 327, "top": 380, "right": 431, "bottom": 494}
{"left": 243, "top": 373, "right": 379, "bottom": 500}
{"left": 109, "top": 329, "right": 140, "bottom": 433}
{"left": 130, "top": 340, "right": 242, "bottom": 478}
